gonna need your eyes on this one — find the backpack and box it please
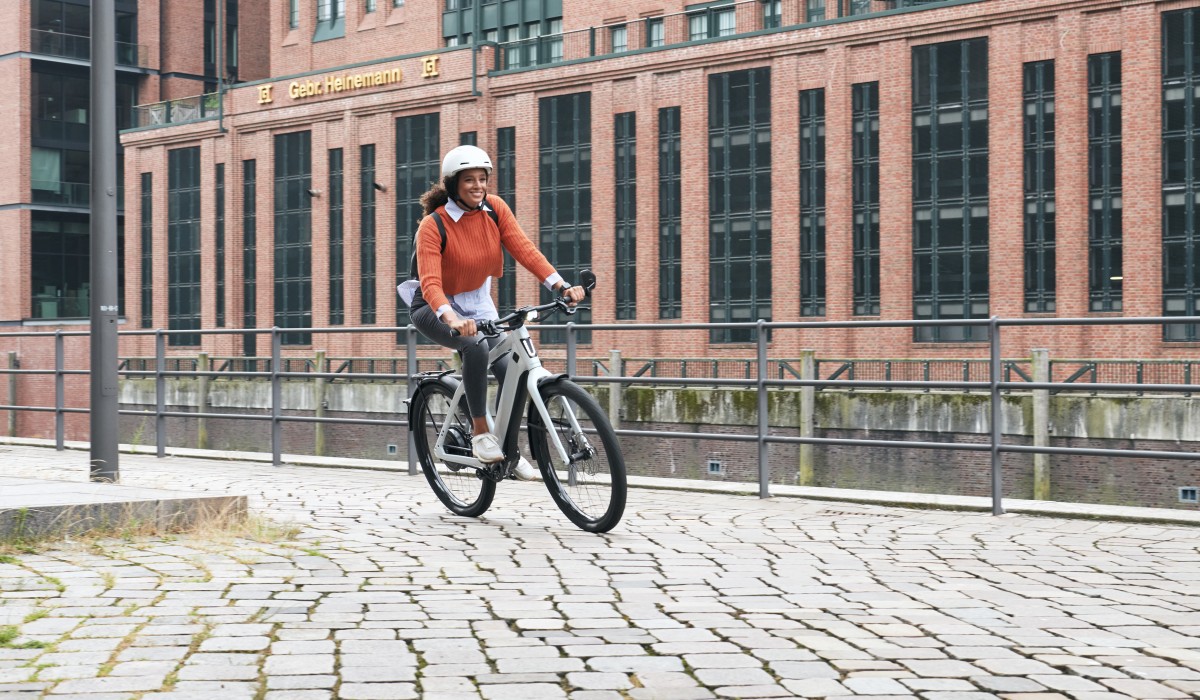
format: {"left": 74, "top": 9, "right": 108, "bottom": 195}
{"left": 407, "top": 205, "right": 501, "bottom": 281}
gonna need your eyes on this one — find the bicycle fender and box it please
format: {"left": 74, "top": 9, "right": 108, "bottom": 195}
{"left": 408, "top": 374, "right": 461, "bottom": 432}
{"left": 536, "top": 373, "right": 569, "bottom": 389}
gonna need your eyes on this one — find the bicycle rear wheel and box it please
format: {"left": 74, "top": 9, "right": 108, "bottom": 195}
{"left": 528, "top": 380, "right": 626, "bottom": 533}
{"left": 412, "top": 380, "right": 495, "bottom": 518}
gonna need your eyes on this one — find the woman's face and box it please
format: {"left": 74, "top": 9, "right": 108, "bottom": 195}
{"left": 456, "top": 168, "right": 489, "bottom": 209}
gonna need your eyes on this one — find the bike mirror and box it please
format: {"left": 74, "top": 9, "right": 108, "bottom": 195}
{"left": 580, "top": 269, "right": 597, "bottom": 294}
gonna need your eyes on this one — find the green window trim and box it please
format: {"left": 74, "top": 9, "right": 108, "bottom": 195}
{"left": 360, "top": 144, "right": 376, "bottom": 325}
{"left": 614, "top": 112, "right": 638, "bottom": 319}
{"left": 538, "top": 92, "right": 593, "bottom": 344}
{"left": 167, "top": 146, "right": 202, "bottom": 346}
{"left": 395, "top": 113, "right": 440, "bottom": 341}
{"left": 799, "top": 88, "right": 826, "bottom": 317}
{"left": 215, "top": 163, "right": 226, "bottom": 327}
{"left": 329, "top": 148, "right": 345, "bottom": 326}
{"left": 1023, "top": 60, "right": 1056, "bottom": 314}
{"left": 1087, "top": 51, "right": 1122, "bottom": 312}
{"left": 659, "top": 106, "right": 683, "bottom": 320}
{"left": 852, "top": 81, "right": 880, "bottom": 316}
{"left": 242, "top": 159, "right": 257, "bottom": 356}
{"left": 273, "top": 131, "right": 313, "bottom": 346}
{"left": 912, "top": 38, "right": 990, "bottom": 343}
{"left": 709, "top": 68, "right": 772, "bottom": 343}
{"left": 496, "top": 127, "right": 518, "bottom": 311}
{"left": 1164, "top": 9, "right": 1200, "bottom": 341}
{"left": 140, "top": 172, "right": 153, "bottom": 328}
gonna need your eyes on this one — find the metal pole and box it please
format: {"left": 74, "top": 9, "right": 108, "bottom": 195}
{"left": 757, "top": 319, "right": 769, "bottom": 498}
{"left": 55, "top": 331, "right": 64, "bottom": 451}
{"left": 566, "top": 322, "right": 577, "bottom": 378}
{"left": 406, "top": 327, "right": 418, "bottom": 476}
{"left": 216, "top": 0, "right": 227, "bottom": 132}
{"left": 155, "top": 331, "right": 166, "bottom": 457}
{"left": 271, "top": 328, "right": 282, "bottom": 465}
{"left": 5, "top": 352, "right": 16, "bottom": 437}
{"left": 89, "top": 0, "right": 119, "bottom": 482}
{"left": 989, "top": 316, "right": 1004, "bottom": 515}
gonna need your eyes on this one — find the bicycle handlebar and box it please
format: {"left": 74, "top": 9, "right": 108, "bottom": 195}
{"left": 448, "top": 269, "right": 597, "bottom": 338}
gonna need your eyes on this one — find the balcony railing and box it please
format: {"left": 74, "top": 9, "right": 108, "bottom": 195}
{"left": 31, "top": 181, "right": 125, "bottom": 210}
{"left": 493, "top": 0, "right": 971, "bottom": 72}
{"left": 30, "top": 29, "right": 149, "bottom": 68}
{"left": 131, "top": 93, "right": 223, "bottom": 129}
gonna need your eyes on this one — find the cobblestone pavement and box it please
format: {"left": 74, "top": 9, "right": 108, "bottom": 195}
{"left": 2, "top": 445, "right": 1200, "bottom": 700}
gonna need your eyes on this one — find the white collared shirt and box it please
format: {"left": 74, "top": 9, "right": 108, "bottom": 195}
{"left": 397, "top": 198, "right": 565, "bottom": 320}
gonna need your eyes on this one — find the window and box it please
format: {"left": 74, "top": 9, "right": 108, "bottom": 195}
{"left": 610, "top": 24, "right": 627, "bottom": 53}
{"left": 394, "top": 0, "right": 403, "bottom": 6}
{"left": 365, "top": 0, "right": 375, "bottom": 11}
{"left": 242, "top": 160, "right": 257, "bottom": 357}
{"left": 852, "top": 82, "right": 880, "bottom": 316}
{"left": 459, "top": 131, "right": 477, "bottom": 146}
{"left": 30, "top": 214, "right": 90, "bottom": 320}
{"left": 215, "top": 163, "right": 226, "bottom": 327}
{"left": 806, "top": 0, "right": 825, "bottom": 21}
{"left": 140, "top": 173, "right": 153, "bottom": 328}
{"left": 31, "top": 147, "right": 88, "bottom": 207}
{"left": 689, "top": 5, "right": 734, "bottom": 40}
{"left": 289, "top": 0, "right": 299, "bottom": 28}
{"left": 659, "top": 107, "right": 682, "bottom": 319}
{"left": 614, "top": 112, "right": 637, "bottom": 319}
{"left": 168, "top": 147, "right": 202, "bottom": 345}
{"left": 1088, "top": 52, "right": 1122, "bottom": 312}
{"left": 395, "top": 113, "right": 440, "bottom": 338}
{"left": 799, "top": 88, "right": 826, "bottom": 317}
{"left": 762, "top": 0, "right": 781, "bottom": 29}
{"left": 646, "top": 17, "right": 664, "bottom": 47}
{"left": 912, "top": 38, "right": 989, "bottom": 342}
{"left": 329, "top": 148, "right": 344, "bottom": 325}
{"left": 360, "top": 144, "right": 376, "bottom": 324}
{"left": 539, "top": 92, "right": 592, "bottom": 343}
{"left": 273, "top": 131, "right": 313, "bottom": 345}
{"left": 1023, "top": 60, "right": 1056, "bottom": 313}
{"left": 709, "top": 69, "right": 771, "bottom": 342}
{"left": 314, "top": 0, "right": 345, "bottom": 40}
{"left": 496, "top": 127, "right": 518, "bottom": 311}
{"left": 1164, "top": 9, "right": 1200, "bottom": 341}
{"left": 32, "top": 68, "right": 90, "bottom": 143}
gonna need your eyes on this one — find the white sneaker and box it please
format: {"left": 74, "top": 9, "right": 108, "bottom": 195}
{"left": 512, "top": 456, "right": 538, "bottom": 481}
{"left": 471, "top": 433, "right": 504, "bottom": 463}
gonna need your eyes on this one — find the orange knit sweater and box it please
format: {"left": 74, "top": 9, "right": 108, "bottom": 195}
{"left": 416, "top": 195, "right": 556, "bottom": 313}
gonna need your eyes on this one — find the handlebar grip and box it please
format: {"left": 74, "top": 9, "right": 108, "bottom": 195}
{"left": 449, "top": 328, "right": 461, "bottom": 337}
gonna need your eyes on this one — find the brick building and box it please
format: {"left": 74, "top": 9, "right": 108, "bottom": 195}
{"left": 9, "top": 0, "right": 1200, "bottom": 367}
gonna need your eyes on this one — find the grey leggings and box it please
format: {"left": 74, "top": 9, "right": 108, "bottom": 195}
{"left": 410, "top": 301, "right": 508, "bottom": 420}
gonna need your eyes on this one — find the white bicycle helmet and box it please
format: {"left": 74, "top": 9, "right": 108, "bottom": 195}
{"left": 441, "top": 145, "right": 493, "bottom": 179}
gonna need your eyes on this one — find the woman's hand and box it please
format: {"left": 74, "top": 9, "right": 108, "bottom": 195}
{"left": 444, "top": 312, "right": 477, "bottom": 336}
{"left": 556, "top": 283, "right": 586, "bottom": 306}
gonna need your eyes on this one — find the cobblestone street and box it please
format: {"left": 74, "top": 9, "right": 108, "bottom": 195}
{"left": 1, "top": 444, "right": 1199, "bottom": 699}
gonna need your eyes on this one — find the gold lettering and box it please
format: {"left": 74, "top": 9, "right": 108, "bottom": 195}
{"left": 288, "top": 81, "right": 300, "bottom": 99}
{"left": 258, "top": 85, "right": 274, "bottom": 104}
{"left": 420, "top": 57, "right": 438, "bottom": 79}
{"left": 354, "top": 74, "right": 364, "bottom": 89}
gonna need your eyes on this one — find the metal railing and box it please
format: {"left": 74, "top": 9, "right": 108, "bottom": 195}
{"left": 30, "top": 28, "right": 149, "bottom": 68}
{"left": 2, "top": 315, "right": 1200, "bottom": 516}
{"left": 131, "top": 93, "right": 223, "bottom": 129}
{"left": 492, "top": 0, "right": 973, "bottom": 72}
{"left": 29, "top": 181, "right": 125, "bottom": 210}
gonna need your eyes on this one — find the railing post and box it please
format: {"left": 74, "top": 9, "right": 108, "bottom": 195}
{"left": 757, "top": 320, "right": 770, "bottom": 498}
{"left": 609, "top": 349, "right": 622, "bottom": 430}
{"left": 54, "top": 332, "right": 64, "bottom": 451}
{"left": 566, "top": 322, "right": 577, "bottom": 378}
{"left": 197, "top": 352, "right": 209, "bottom": 450}
{"left": 589, "top": 27, "right": 596, "bottom": 56}
{"left": 5, "top": 352, "right": 16, "bottom": 438}
{"left": 407, "top": 327, "right": 418, "bottom": 476}
{"left": 1032, "top": 348, "right": 1050, "bottom": 501}
{"left": 271, "top": 327, "right": 282, "bottom": 466}
{"left": 989, "top": 316, "right": 1004, "bottom": 515}
{"left": 155, "top": 331, "right": 166, "bottom": 457}
{"left": 798, "top": 349, "right": 815, "bottom": 486}
{"left": 314, "top": 349, "right": 327, "bottom": 458}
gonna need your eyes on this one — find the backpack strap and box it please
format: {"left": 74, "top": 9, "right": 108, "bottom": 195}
{"left": 408, "top": 211, "right": 448, "bottom": 280}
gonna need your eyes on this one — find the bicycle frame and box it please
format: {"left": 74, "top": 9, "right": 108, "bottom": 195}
{"left": 430, "top": 311, "right": 582, "bottom": 472}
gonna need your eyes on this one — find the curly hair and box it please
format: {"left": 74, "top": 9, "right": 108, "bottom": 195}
{"left": 418, "top": 176, "right": 454, "bottom": 217}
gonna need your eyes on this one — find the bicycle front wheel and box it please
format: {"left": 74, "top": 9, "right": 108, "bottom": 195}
{"left": 412, "top": 380, "right": 495, "bottom": 518}
{"left": 528, "top": 380, "right": 626, "bottom": 533}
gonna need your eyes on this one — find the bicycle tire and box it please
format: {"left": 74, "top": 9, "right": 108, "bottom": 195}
{"left": 528, "top": 380, "right": 626, "bottom": 533}
{"left": 412, "top": 380, "right": 496, "bottom": 518}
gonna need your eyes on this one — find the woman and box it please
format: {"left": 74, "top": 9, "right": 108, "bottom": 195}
{"left": 398, "top": 145, "right": 584, "bottom": 479}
